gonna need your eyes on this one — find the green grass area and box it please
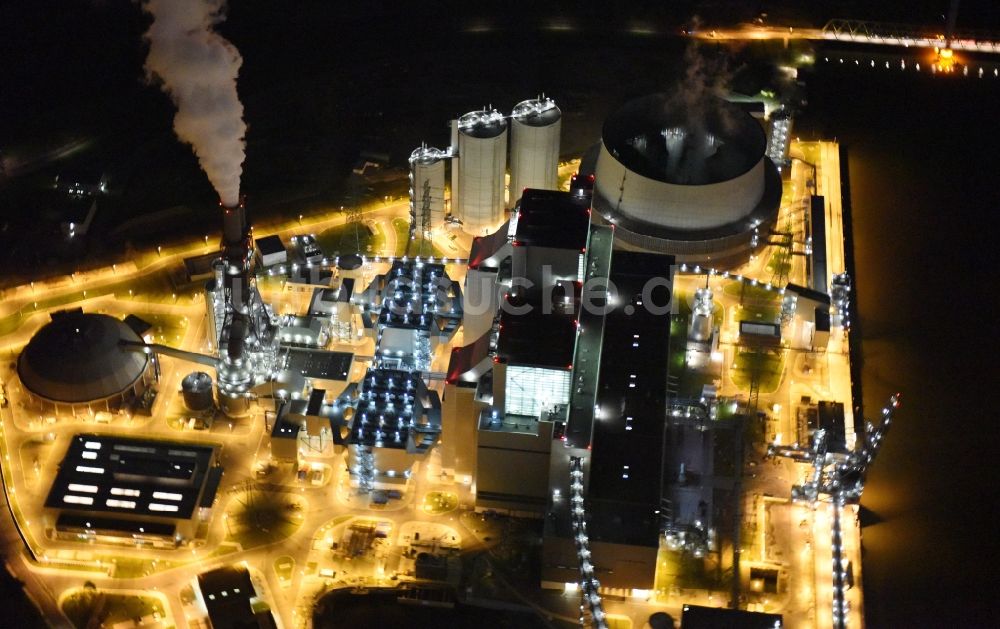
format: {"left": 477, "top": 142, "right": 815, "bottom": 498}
{"left": 731, "top": 348, "right": 785, "bottom": 394}
{"left": 111, "top": 557, "right": 177, "bottom": 579}
{"left": 61, "top": 590, "right": 166, "bottom": 629}
{"left": 765, "top": 247, "right": 792, "bottom": 282}
{"left": 392, "top": 217, "right": 447, "bottom": 258}
{"left": 224, "top": 489, "right": 305, "bottom": 549}
{"left": 668, "top": 317, "right": 687, "bottom": 374}
{"left": 654, "top": 548, "right": 718, "bottom": 592}
{"left": 722, "top": 281, "right": 782, "bottom": 323}
{"left": 139, "top": 312, "right": 188, "bottom": 346}
{"left": 315, "top": 221, "right": 383, "bottom": 256}
{"left": 422, "top": 491, "right": 458, "bottom": 515}
{"left": 0, "top": 268, "right": 186, "bottom": 338}
{"left": 391, "top": 217, "right": 410, "bottom": 255}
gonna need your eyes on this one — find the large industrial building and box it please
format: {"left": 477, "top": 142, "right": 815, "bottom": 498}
{"left": 329, "top": 259, "right": 464, "bottom": 494}
{"left": 586, "top": 93, "right": 782, "bottom": 267}
{"left": 43, "top": 434, "right": 222, "bottom": 547}
{"left": 17, "top": 310, "right": 157, "bottom": 415}
{"left": 196, "top": 565, "right": 277, "bottom": 629}
{"left": 442, "top": 187, "right": 678, "bottom": 590}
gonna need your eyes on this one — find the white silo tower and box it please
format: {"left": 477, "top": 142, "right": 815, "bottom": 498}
{"left": 408, "top": 145, "right": 447, "bottom": 238}
{"left": 509, "top": 97, "right": 561, "bottom": 206}
{"left": 456, "top": 108, "right": 507, "bottom": 234}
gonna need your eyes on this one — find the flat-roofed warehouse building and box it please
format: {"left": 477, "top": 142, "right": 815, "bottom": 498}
{"left": 43, "top": 434, "right": 223, "bottom": 547}
{"left": 197, "top": 565, "right": 277, "bottom": 629}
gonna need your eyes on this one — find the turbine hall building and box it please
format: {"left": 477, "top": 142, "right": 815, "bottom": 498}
{"left": 444, "top": 188, "right": 677, "bottom": 590}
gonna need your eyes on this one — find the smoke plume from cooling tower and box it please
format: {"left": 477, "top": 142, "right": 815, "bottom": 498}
{"left": 142, "top": 0, "right": 246, "bottom": 207}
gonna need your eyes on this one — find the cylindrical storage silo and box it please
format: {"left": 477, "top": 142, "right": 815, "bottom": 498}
{"left": 509, "top": 98, "right": 561, "bottom": 206}
{"left": 408, "top": 146, "right": 447, "bottom": 236}
{"left": 181, "top": 371, "right": 214, "bottom": 411}
{"left": 456, "top": 109, "right": 507, "bottom": 235}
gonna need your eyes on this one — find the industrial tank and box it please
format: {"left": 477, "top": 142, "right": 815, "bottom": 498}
{"left": 456, "top": 109, "right": 507, "bottom": 234}
{"left": 509, "top": 98, "right": 561, "bottom": 206}
{"left": 218, "top": 392, "right": 251, "bottom": 418}
{"left": 408, "top": 145, "right": 447, "bottom": 236}
{"left": 181, "top": 371, "right": 214, "bottom": 411}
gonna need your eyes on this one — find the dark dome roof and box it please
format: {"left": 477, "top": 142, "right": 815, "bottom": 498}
{"left": 18, "top": 312, "right": 149, "bottom": 404}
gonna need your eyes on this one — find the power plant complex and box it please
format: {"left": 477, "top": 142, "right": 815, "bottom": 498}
{"left": 7, "top": 86, "right": 879, "bottom": 629}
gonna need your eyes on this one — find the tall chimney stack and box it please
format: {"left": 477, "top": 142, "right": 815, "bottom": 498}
{"left": 220, "top": 197, "right": 252, "bottom": 311}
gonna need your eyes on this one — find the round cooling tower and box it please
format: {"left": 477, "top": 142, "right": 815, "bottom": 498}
{"left": 509, "top": 97, "right": 561, "bottom": 206}
{"left": 181, "top": 371, "right": 214, "bottom": 411}
{"left": 17, "top": 312, "right": 151, "bottom": 407}
{"left": 456, "top": 109, "right": 507, "bottom": 234}
{"left": 409, "top": 146, "right": 447, "bottom": 233}
{"left": 591, "top": 93, "right": 781, "bottom": 267}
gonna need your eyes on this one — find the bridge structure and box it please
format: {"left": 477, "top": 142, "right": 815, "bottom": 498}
{"left": 821, "top": 19, "right": 1000, "bottom": 54}
{"left": 690, "top": 19, "right": 1000, "bottom": 55}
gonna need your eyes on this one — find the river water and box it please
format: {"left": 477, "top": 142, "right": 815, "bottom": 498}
{"left": 802, "top": 55, "right": 999, "bottom": 627}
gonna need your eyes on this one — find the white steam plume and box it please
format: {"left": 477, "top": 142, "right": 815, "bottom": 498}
{"left": 141, "top": 0, "right": 246, "bottom": 207}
